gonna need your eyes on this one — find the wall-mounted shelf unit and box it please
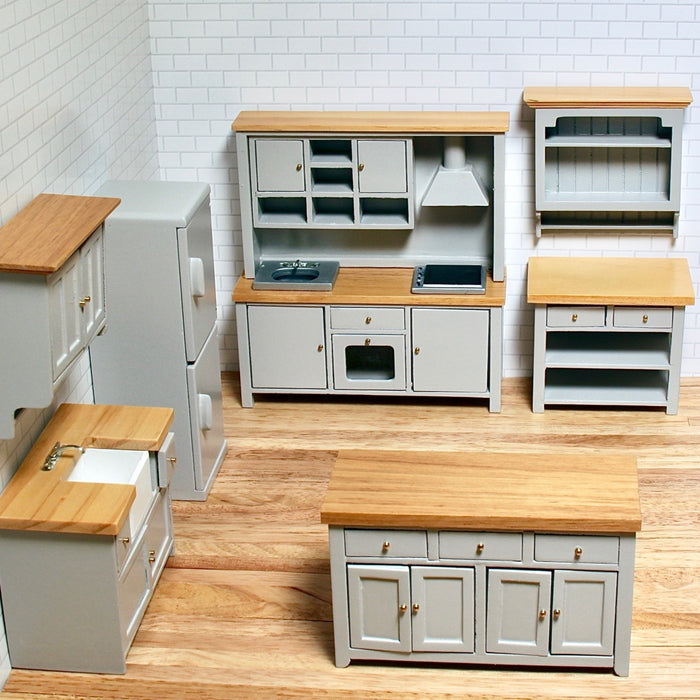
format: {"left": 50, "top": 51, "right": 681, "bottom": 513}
{"left": 524, "top": 87, "right": 692, "bottom": 237}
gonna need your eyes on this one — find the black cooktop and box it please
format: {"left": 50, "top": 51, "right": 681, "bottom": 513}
{"left": 411, "top": 264, "right": 486, "bottom": 294}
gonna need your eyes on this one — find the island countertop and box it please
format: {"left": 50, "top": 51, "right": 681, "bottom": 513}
{"left": 0, "top": 403, "right": 173, "bottom": 536}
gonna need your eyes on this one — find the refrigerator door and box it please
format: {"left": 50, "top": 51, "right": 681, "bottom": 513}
{"left": 186, "top": 327, "right": 226, "bottom": 492}
{"left": 177, "top": 197, "right": 217, "bottom": 362}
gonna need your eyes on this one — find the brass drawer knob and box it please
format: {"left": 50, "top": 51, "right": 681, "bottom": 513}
{"left": 168, "top": 456, "right": 177, "bottom": 465}
{"left": 382, "top": 541, "right": 390, "bottom": 552}
{"left": 364, "top": 338, "right": 371, "bottom": 346}
{"left": 121, "top": 537, "right": 130, "bottom": 545}
{"left": 539, "top": 609, "right": 547, "bottom": 620}
{"left": 414, "top": 347, "right": 420, "bottom": 355}
{"left": 79, "top": 296, "right": 91, "bottom": 309}
{"left": 149, "top": 550, "right": 156, "bottom": 563}
{"left": 553, "top": 609, "right": 561, "bottom": 620}
{"left": 317, "top": 344, "right": 324, "bottom": 352}
{"left": 642, "top": 314, "right": 649, "bottom": 324}
{"left": 358, "top": 163, "right": 365, "bottom": 172}
{"left": 365, "top": 316, "right": 372, "bottom": 324}
{"left": 571, "top": 313, "right": 578, "bottom": 322}
{"left": 574, "top": 546, "right": 583, "bottom": 559}
{"left": 399, "top": 604, "right": 407, "bottom": 613}
{"left": 412, "top": 603, "right": 420, "bottom": 614}
{"left": 295, "top": 163, "right": 302, "bottom": 171}
{"left": 476, "top": 542, "right": 485, "bottom": 554}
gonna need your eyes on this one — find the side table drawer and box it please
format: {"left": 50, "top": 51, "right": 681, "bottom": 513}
{"left": 535, "top": 534, "right": 619, "bottom": 564}
{"left": 345, "top": 529, "right": 427, "bottom": 558}
{"left": 439, "top": 532, "right": 522, "bottom": 561}
{"left": 331, "top": 306, "right": 405, "bottom": 331}
{"left": 613, "top": 306, "right": 672, "bottom": 329}
{"left": 547, "top": 306, "right": 605, "bottom": 328}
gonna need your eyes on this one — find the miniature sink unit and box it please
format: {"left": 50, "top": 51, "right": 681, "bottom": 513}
{"left": 67, "top": 448, "right": 155, "bottom": 534}
{"left": 252, "top": 259, "right": 340, "bottom": 290}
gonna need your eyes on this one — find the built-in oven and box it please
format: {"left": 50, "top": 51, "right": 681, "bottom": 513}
{"left": 331, "top": 334, "right": 407, "bottom": 391}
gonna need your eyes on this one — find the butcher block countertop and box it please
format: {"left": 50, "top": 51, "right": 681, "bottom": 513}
{"left": 527, "top": 257, "right": 695, "bottom": 307}
{"left": 232, "top": 110, "right": 510, "bottom": 134}
{"left": 320, "top": 450, "right": 642, "bottom": 533}
{"left": 234, "top": 267, "right": 506, "bottom": 307}
{"left": 0, "top": 404, "right": 173, "bottom": 536}
{"left": 523, "top": 86, "right": 693, "bottom": 109}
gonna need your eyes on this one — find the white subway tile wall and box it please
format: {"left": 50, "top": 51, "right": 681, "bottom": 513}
{"left": 0, "top": 0, "right": 158, "bottom": 684}
{"left": 147, "top": 0, "right": 700, "bottom": 376}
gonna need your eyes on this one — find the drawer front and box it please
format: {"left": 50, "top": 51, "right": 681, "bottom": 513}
{"left": 547, "top": 306, "right": 605, "bottom": 328}
{"left": 331, "top": 306, "right": 405, "bottom": 331}
{"left": 534, "top": 534, "right": 619, "bottom": 564}
{"left": 613, "top": 306, "right": 673, "bottom": 329}
{"left": 345, "top": 529, "right": 427, "bottom": 558}
{"left": 439, "top": 532, "right": 523, "bottom": 561}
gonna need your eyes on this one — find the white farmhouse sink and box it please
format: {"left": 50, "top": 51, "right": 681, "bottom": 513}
{"left": 67, "top": 448, "right": 155, "bottom": 534}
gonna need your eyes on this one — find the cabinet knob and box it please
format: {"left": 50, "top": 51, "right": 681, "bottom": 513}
{"left": 295, "top": 163, "right": 302, "bottom": 172}
{"left": 642, "top": 314, "right": 649, "bottom": 324}
{"left": 121, "top": 537, "right": 130, "bottom": 545}
{"left": 149, "top": 550, "right": 156, "bottom": 563}
{"left": 317, "top": 344, "right": 324, "bottom": 352}
{"left": 364, "top": 338, "right": 371, "bottom": 346}
{"left": 382, "top": 541, "right": 390, "bottom": 552}
{"left": 414, "top": 347, "right": 420, "bottom": 355}
{"left": 79, "top": 296, "right": 91, "bottom": 309}
{"left": 571, "top": 313, "right": 578, "bottom": 322}
{"left": 168, "top": 456, "right": 177, "bottom": 465}
{"left": 399, "top": 604, "right": 407, "bottom": 613}
{"left": 412, "top": 603, "right": 420, "bottom": 614}
{"left": 574, "top": 546, "right": 583, "bottom": 559}
{"left": 365, "top": 316, "right": 372, "bottom": 324}
{"left": 358, "top": 163, "right": 365, "bottom": 172}
{"left": 553, "top": 609, "right": 561, "bottom": 620}
{"left": 539, "top": 609, "right": 547, "bottom": 621}
{"left": 476, "top": 542, "right": 485, "bottom": 554}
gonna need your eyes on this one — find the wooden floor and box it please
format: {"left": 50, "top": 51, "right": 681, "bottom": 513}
{"left": 4, "top": 373, "right": 700, "bottom": 699}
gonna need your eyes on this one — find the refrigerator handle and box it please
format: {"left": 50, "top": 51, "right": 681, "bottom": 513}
{"left": 189, "top": 257, "right": 206, "bottom": 297}
{"left": 198, "top": 393, "right": 213, "bottom": 431}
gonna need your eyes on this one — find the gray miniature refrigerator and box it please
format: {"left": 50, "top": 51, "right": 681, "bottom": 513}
{"left": 91, "top": 181, "right": 226, "bottom": 500}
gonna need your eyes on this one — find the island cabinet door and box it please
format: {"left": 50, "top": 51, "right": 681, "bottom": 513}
{"left": 486, "top": 569, "right": 552, "bottom": 656}
{"left": 411, "top": 566, "right": 475, "bottom": 653}
{"left": 411, "top": 308, "right": 489, "bottom": 393}
{"left": 550, "top": 570, "right": 617, "bottom": 656}
{"left": 347, "top": 564, "right": 411, "bottom": 652}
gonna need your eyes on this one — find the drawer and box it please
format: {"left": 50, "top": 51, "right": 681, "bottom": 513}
{"left": 534, "top": 534, "right": 619, "bottom": 564}
{"left": 344, "top": 529, "right": 427, "bottom": 558}
{"left": 547, "top": 306, "right": 605, "bottom": 328}
{"left": 439, "top": 532, "right": 523, "bottom": 561}
{"left": 613, "top": 306, "right": 672, "bottom": 329}
{"left": 331, "top": 306, "right": 405, "bottom": 331}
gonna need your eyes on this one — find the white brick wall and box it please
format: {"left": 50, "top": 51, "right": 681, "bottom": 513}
{"left": 0, "top": 0, "right": 159, "bottom": 684}
{"left": 148, "top": 0, "right": 700, "bottom": 375}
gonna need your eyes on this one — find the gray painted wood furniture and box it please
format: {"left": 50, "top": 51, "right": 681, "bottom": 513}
{"left": 528, "top": 257, "right": 695, "bottom": 414}
{"left": 524, "top": 87, "right": 692, "bottom": 237}
{"left": 321, "top": 450, "right": 642, "bottom": 676}
{"left": 90, "top": 181, "right": 227, "bottom": 501}
{"left": 0, "top": 194, "right": 120, "bottom": 438}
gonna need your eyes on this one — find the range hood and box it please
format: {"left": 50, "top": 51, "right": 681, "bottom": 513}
{"left": 421, "top": 136, "right": 489, "bottom": 207}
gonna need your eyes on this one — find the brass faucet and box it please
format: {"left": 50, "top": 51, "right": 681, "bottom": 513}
{"left": 42, "top": 441, "right": 85, "bottom": 471}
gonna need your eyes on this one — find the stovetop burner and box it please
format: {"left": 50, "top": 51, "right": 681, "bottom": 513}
{"left": 411, "top": 264, "right": 486, "bottom": 294}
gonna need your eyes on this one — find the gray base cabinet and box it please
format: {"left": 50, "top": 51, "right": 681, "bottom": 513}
{"left": 0, "top": 440, "right": 175, "bottom": 674}
{"left": 329, "top": 527, "right": 635, "bottom": 676}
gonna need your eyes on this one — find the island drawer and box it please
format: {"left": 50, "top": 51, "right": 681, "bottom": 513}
{"left": 344, "top": 529, "right": 427, "bottom": 558}
{"left": 547, "top": 306, "right": 605, "bottom": 328}
{"left": 439, "top": 531, "right": 522, "bottom": 561}
{"left": 534, "top": 534, "right": 619, "bottom": 564}
{"left": 331, "top": 306, "right": 406, "bottom": 331}
{"left": 613, "top": 307, "right": 673, "bottom": 329}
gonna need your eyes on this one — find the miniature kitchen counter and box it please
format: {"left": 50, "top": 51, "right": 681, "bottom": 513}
{"left": 234, "top": 267, "right": 506, "bottom": 411}
{"left": 321, "top": 450, "right": 641, "bottom": 675}
{"left": 528, "top": 256, "right": 695, "bottom": 414}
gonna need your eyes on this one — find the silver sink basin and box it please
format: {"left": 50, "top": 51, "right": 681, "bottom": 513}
{"left": 253, "top": 260, "right": 339, "bottom": 291}
{"left": 67, "top": 448, "right": 155, "bottom": 533}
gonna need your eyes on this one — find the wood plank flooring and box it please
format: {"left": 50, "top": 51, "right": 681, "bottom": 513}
{"left": 4, "top": 373, "right": 700, "bottom": 699}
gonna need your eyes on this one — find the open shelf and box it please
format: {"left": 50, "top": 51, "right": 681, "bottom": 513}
{"left": 359, "top": 198, "right": 410, "bottom": 226}
{"left": 309, "top": 139, "right": 353, "bottom": 164}
{"left": 257, "top": 197, "right": 307, "bottom": 225}
{"left": 311, "top": 168, "right": 354, "bottom": 193}
{"left": 312, "top": 197, "right": 354, "bottom": 226}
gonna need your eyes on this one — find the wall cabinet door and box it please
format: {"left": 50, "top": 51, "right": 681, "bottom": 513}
{"left": 80, "top": 227, "right": 106, "bottom": 343}
{"left": 247, "top": 305, "right": 327, "bottom": 389}
{"left": 357, "top": 140, "right": 408, "bottom": 193}
{"left": 347, "top": 564, "right": 411, "bottom": 652}
{"left": 254, "top": 139, "right": 305, "bottom": 192}
{"left": 412, "top": 308, "right": 489, "bottom": 393}
{"left": 551, "top": 570, "right": 617, "bottom": 656}
{"left": 486, "top": 569, "right": 551, "bottom": 656}
{"left": 411, "top": 566, "right": 475, "bottom": 653}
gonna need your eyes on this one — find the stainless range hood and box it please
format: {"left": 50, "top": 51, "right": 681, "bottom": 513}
{"left": 421, "top": 136, "right": 489, "bottom": 207}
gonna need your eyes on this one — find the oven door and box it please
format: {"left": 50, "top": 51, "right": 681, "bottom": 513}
{"left": 332, "top": 334, "right": 406, "bottom": 391}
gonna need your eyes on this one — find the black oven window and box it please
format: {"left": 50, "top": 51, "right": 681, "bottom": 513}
{"left": 345, "top": 345, "right": 395, "bottom": 380}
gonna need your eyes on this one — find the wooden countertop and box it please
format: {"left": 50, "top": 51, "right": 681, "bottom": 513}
{"left": 232, "top": 110, "right": 510, "bottom": 134}
{"left": 0, "top": 403, "right": 173, "bottom": 536}
{"left": 233, "top": 267, "right": 506, "bottom": 307}
{"left": 0, "top": 193, "right": 121, "bottom": 274}
{"left": 523, "top": 86, "right": 693, "bottom": 109}
{"left": 320, "top": 450, "right": 641, "bottom": 533}
{"left": 527, "top": 257, "right": 695, "bottom": 306}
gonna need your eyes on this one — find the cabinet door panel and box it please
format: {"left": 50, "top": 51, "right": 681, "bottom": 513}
{"left": 411, "top": 566, "right": 475, "bottom": 652}
{"left": 347, "top": 564, "right": 410, "bottom": 652}
{"left": 551, "top": 570, "right": 617, "bottom": 656}
{"left": 248, "top": 306, "right": 327, "bottom": 389}
{"left": 254, "top": 139, "right": 305, "bottom": 192}
{"left": 79, "top": 227, "right": 106, "bottom": 343}
{"left": 357, "top": 140, "right": 407, "bottom": 193}
{"left": 412, "top": 308, "right": 489, "bottom": 393}
{"left": 486, "top": 569, "right": 551, "bottom": 656}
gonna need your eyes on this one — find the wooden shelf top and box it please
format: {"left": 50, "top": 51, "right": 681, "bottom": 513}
{"left": 232, "top": 110, "right": 510, "bottom": 135}
{"left": 0, "top": 403, "right": 173, "bottom": 536}
{"left": 523, "top": 86, "right": 693, "bottom": 109}
{"left": 527, "top": 257, "right": 695, "bottom": 306}
{"left": 321, "top": 450, "right": 641, "bottom": 533}
{"left": 233, "top": 267, "right": 506, "bottom": 307}
{"left": 0, "top": 194, "right": 121, "bottom": 274}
